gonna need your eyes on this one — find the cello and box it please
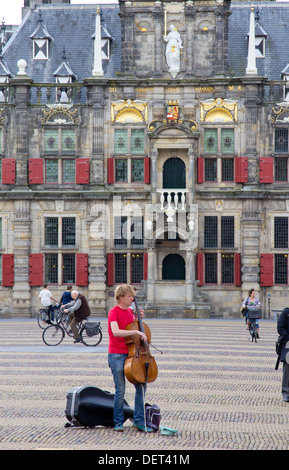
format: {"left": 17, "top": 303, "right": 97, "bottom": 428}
{"left": 124, "top": 297, "right": 158, "bottom": 385}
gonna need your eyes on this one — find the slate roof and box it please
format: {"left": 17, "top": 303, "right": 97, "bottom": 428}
{"left": 1, "top": 4, "right": 121, "bottom": 82}
{"left": 229, "top": 2, "right": 289, "bottom": 81}
{"left": 2, "top": 1, "right": 289, "bottom": 83}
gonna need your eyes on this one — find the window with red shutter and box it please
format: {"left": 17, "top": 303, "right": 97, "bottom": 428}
{"left": 197, "top": 158, "right": 204, "bottom": 184}
{"left": 259, "top": 157, "right": 274, "bottom": 183}
{"left": 107, "top": 158, "right": 114, "bottom": 184}
{"left": 76, "top": 159, "right": 89, "bottom": 184}
{"left": 2, "top": 254, "right": 14, "bottom": 286}
{"left": 106, "top": 253, "right": 114, "bottom": 286}
{"left": 235, "top": 157, "right": 248, "bottom": 183}
{"left": 196, "top": 252, "right": 204, "bottom": 286}
{"left": 2, "top": 159, "right": 16, "bottom": 184}
{"left": 29, "top": 159, "right": 43, "bottom": 184}
{"left": 260, "top": 253, "right": 274, "bottom": 286}
{"left": 29, "top": 254, "right": 43, "bottom": 286}
{"left": 144, "top": 158, "right": 150, "bottom": 184}
{"left": 76, "top": 253, "right": 88, "bottom": 286}
{"left": 234, "top": 253, "right": 242, "bottom": 286}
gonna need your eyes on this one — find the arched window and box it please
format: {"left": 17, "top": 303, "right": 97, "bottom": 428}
{"left": 162, "top": 253, "right": 185, "bottom": 280}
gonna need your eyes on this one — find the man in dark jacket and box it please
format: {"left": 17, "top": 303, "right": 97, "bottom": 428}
{"left": 277, "top": 308, "right": 289, "bottom": 401}
{"left": 63, "top": 290, "right": 91, "bottom": 343}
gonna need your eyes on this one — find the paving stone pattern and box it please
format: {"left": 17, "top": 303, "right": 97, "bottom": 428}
{"left": 0, "top": 317, "right": 288, "bottom": 450}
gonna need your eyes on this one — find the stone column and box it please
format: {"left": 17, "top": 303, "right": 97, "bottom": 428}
{"left": 241, "top": 200, "right": 262, "bottom": 296}
{"left": 12, "top": 200, "right": 31, "bottom": 317}
{"left": 87, "top": 202, "right": 107, "bottom": 315}
{"left": 145, "top": 246, "right": 157, "bottom": 315}
{"left": 10, "top": 75, "right": 34, "bottom": 189}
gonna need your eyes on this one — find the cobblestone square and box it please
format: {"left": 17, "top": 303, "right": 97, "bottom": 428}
{"left": 0, "top": 317, "right": 287, "bottom": 450}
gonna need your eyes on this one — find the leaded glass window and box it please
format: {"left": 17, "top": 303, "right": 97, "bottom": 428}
{"left": 221, "top": 129, "right": 234, "bottom": 154}
{"left": 114, "top": 216, "right": 127, "bottom": 247}
{"left": 114, "top": 129, "right": 128, "bottom": 154}
{"left": 275, "top": 128, "right": 288, "bottom": 153}
{"left": 45, "top": 218, "right": 58, "bottom": 246}
{"left": 62, "top": 160, "right": 75, "bottom": 183}
{"left": 131, "top": 217, "right": 143, "bottom": 246}
{"left": 205, "top": 253, "right": 217, "bottom": 283}
{"left": 44, "top": 129, "right": 58, "bottom": 153}
{"left": 132, "top": 159, "right": 144, "bottom": 182}
{"left": 275, "top": 254, "right": 288, "bottom": 284}
{"left": 45, "top": 254, "right": 58, "bottom": 284}
{"left": 204, "top": 216, "right": 218, "bottom": 248}
{"left": 274, "top": 217, "right": 288, "bottom": 249}
{"left": 275, "top": 158, "right": 288, "bottom": 182}
{"left": 62, "top": 217, "right": 76, "bottom": 246}
{"left": 222, "top": 254, "right": 234, "bottom": 284}
{"left": 222, "top": 158, "right": 234, "bottom": 182}
{"left": 62, "top": 129, "right": 75, "bottom": 153}
{"left": 204, "top": 159, "right": 217, "bottom": 182}
{"left": 204, "top": 129, "right": 218, "bottom": 153}
{"left": 221, "top": 216, "right": 234, "bottom": 248}
{"left": 115, "top": 159, "right": 127, "bottom": 182}
{"left": 131, "top": 253, "right": 143, "bottom": 283}
{"left": 46, "top": 159, "right": 58, "bottom": 183}
{"left": 131, "top": 129, "right": 144, "bottom": 154}
{"left": 115, "top": 253, "right": 127, "bottom": 283}
{"left": 62, "top": 254, "right": 75, "bottom": 284}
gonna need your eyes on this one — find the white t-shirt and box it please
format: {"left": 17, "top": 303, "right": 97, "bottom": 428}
{"left": 39, "top": 289, "right": 53, "bottom": 307}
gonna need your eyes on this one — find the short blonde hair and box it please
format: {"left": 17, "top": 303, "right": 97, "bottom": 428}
{"left": 114, "top": 284, "right": 136, "bottom": 302}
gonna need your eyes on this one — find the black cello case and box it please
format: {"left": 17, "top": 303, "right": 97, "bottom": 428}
{"left": 65, "top": 386, "right": 134, "bottom": 427}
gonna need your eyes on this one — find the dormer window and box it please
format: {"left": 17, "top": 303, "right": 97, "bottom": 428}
{"left": 30, "top": 10, "right": 53, "bottom": 61}
{"left": 33, "top": 39, "right": 49, "bottom": 60}
{"left": 53, "top": 48, "right": 76, "bottom": 103}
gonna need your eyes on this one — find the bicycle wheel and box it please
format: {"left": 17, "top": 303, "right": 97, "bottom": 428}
{"left": 37, "top": 309, "right": 50, "bottom": 329}
{"left": 42, "top": 324, "right": 64, "bottom": 346}
{"left": 80, "top": 325, "right": 103, "bottom": 347}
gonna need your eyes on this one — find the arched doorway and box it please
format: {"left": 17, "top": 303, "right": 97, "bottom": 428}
{"left": 162, "top": 253, "right": 185, "bottom": 280}
{"left": 163, "top": 157, "right": 186, "bottom": 189}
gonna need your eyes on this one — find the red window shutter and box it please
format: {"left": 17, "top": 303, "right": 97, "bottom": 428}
{"left": 29, "top": 254, "right": 43, "bottom": 286}
{"left": 2, "top": 158, "right": 16, "bottom": 184}
{"left": 143, "top": 252, "right": 148, "bottom": 280}
{"left": 235, "top": 157, "right": 248, "bottom": 183}
{"left": 196, "top": 252, "right": 204, "bottom": 286}
{"left": 29, "top": 159, "right": 43, "bottom": 184}
{"left": 197, "top": 158, "right": 204, "bottom": 184}
{"left": 2, "top": 254, "right": 14, "bottom": 286}
{"left": 260, "top": 253, "right": 274, "bottom": 286}
{"left": 144, "top": 157, "right": 150, "bottom": 184}
{"left": 107, "top": 158, "right": 114, "bottom": 184}
{"left": 234, "top": 253, "right": 242, "bottom": 287}
{"left": 106, "top": 253, "right": 114, "bottom": 286}
{"left": 259, "top": 157, "right": 274, "bottom": 183}
{"left": 76, "top": 158, "right": 89, "bottom": 184}
{"left": 76, "top": 253, "right": 89, "bottom": 286}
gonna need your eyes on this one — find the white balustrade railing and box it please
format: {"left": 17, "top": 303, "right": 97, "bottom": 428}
{"left": 157, "top": 189, "right": 188, "bottom": 211}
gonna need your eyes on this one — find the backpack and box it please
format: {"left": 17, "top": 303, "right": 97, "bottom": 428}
{"left": 145, "top": 403, "right": 161, "bottom": 432}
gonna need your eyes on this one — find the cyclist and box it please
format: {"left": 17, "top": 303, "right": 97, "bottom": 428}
{"left": 62, "top": 290, "right": 91, "bottom": 343}
{"left": 39, "top": 284, "right": 58, "bottom": 323}
{"left": 242, "top": 288, "right": 261, "bottom": 339}
{"left": 60, "top": 285, "right": 73, "bottom": 306}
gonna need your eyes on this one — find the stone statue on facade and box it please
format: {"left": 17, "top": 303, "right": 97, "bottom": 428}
{"left": 164, "top": 24, "right": 182, "bottom": 78}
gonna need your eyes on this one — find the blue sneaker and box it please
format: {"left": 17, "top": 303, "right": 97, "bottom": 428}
{"left": 114, "top": 425, "right": 124, "bottom": 432}
{"left": 133, "top": 424, "right": 154, "bottom": 433}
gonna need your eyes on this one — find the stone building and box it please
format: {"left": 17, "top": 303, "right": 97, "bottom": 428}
{"left": 0, "top": 0, "right": 289, "bottom": 317}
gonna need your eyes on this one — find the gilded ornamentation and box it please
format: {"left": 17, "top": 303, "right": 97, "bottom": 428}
{"left": 201, "top": 98, "right": 238, "bottom": 122}
{"left": 272, "top": 105, "right": 289, "bottom": 123}
{"left": 111, "top": 99, "right": 148, "bottom": 123}
{"left": 41, "top": 104, "right": 79, "bottom": 125}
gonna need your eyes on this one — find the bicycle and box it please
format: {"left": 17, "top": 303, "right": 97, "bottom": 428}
{"left": 42, "top": 309, "right": 103, "bottom": 347}
{"left": 247, "top": 306, "right": 262, "bottom": 343}
{"left": 37, "top": 304, "right": 61, "bottom": 329}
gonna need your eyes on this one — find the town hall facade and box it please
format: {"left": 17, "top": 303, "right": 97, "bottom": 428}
{"left": 0, "top": 0, "right": 288, "bottom": 317}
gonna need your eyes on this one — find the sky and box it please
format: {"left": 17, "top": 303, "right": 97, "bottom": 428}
{"left": 1, "top": 0, "right": 289, "bottom": 25}
{"left": 0, "top": 0, "right": 117, "bottom": 25}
